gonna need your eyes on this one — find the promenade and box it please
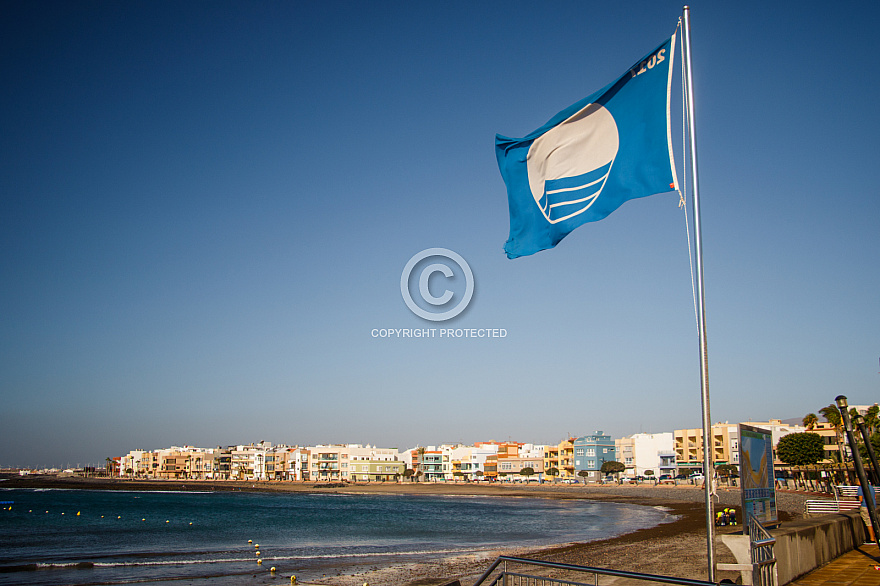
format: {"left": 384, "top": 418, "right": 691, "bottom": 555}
{"left": 790, "top": 542, "right": 880, "bottom": 586}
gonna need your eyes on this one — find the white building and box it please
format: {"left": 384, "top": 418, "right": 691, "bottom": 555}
{"left": 616, "top": 433, "right": 675, "bottom": 478}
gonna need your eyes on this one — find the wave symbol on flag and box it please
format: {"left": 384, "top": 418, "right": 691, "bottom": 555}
{"left": 526, "top": 103, "right": 619, "bottom": 224}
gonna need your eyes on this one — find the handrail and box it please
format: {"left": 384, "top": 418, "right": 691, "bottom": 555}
{"left": 472, "top": 556, "right": 722, "bottom": 586}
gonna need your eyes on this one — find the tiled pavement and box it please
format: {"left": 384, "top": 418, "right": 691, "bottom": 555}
{"left": 789, "top": 543, "right": 880, "bottom": 585}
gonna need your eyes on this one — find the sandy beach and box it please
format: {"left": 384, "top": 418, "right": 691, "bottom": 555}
{"left": 2, "top": 475, "right": 811, "bottom": 585}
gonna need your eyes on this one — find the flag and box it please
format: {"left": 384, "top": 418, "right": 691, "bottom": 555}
{"left": 496, "top": 34, "right": 678, "bottom": 259}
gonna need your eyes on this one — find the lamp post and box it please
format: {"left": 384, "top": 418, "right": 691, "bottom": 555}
{"left": 853, "top": 413, "right": 880, "bottom": 485}
{"left": 836, "top": 395, "right": 880, "bottom": 541}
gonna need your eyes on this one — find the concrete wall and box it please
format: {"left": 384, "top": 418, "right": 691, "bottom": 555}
{"left": 772, "top": 511, "right": 866, "bottom": 584}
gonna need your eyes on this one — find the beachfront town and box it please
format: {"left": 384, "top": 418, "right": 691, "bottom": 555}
{"left": 11, "top": 406, "right": 875, "bottom": 483}
{"left": 14, "top": 404, "right": 863, "bottom": 484}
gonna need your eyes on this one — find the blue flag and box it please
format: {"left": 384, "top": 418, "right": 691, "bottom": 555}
{"left": 497, "top": 35, "right": 678, "bottom": 259}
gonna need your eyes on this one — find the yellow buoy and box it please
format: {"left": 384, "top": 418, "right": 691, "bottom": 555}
{"left": 166, "top": 520, "right": 169, "bottom": 523}
{"left": 248, "top": 539, "right": 253, "bottom": 543}
{"left": 255, "top": 551, "right": 261, "bottom": 556}
{"left": 77, "top": 511, "right": 80, "bottom": 516}
{"left": 61, "top": 512, "right": 65, "bottom": 515}
{"left": 291, "top": 576, "right": 297, "bottom": 585}
{"left": 257, "top": 559, "right": 262, "bottom": 565}
{"left": 255, "top": 543, "right": 259, "bottom": 548}
{"left": 270, "top": 567, "right": 276, "bottom": 573}
{"left": 189, "top": 522, "right": 193, "bottom": 525}
{"left": 117, "top": 516, "right": 121, "bottom": 519}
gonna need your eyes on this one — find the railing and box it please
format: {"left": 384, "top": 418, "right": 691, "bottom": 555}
{"left": 803, "top": 485, "right": 879, "bottom": 516}
{"left": 747, "top": 514, "right": 778, "bottom": 586}
{"left": 472, "top": 556, "right": 721, "bottom": 586}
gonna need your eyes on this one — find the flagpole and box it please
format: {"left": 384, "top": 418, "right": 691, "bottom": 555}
{"left": 682, "top": 6, "right": 715, "bottom": 581}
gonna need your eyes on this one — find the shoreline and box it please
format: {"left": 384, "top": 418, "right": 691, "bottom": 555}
{"left": 2, "top": 475, "right": 807, "bottom": 585}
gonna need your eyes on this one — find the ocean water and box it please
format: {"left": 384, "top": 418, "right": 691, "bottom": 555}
{"left": 0, "top": 488, "right": 673, "bottom": 584}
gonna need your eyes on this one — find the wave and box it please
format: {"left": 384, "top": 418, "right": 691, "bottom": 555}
{"left": 0, "top": 562, "right": 94, "bottom": 573}
{"left": 1, "top": 547, "right": 491, "bottom": 573}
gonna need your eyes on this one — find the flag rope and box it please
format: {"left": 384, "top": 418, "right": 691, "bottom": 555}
{"left": 678, "top": 19, "right": 699, "bottom": 338}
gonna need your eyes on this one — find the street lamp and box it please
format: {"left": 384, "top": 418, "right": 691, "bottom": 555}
{"left": 835, "top": 395, "right": 880, "bottom": 541}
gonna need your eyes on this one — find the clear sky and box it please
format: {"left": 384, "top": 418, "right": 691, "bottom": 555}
{"left": 2, "top": 1, "right": 878, "bottom": 468}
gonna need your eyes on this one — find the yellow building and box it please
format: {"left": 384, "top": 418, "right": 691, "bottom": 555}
{"left": 543, "top": 438, "right": 575, "bottom": 480}
{"left": 674, "top": 423, "right": 738, "bottom": 473}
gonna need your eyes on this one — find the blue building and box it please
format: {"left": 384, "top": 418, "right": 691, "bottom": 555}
{"left": 573, "top": 431, "right": 616, "bottom": 482}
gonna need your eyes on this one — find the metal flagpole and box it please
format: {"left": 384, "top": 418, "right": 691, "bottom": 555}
{"left": 681, "top": 6, "right": 715, "bottom": 581}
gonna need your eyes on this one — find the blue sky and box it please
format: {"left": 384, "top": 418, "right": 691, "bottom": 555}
{"left": 2, "top": 1, "right": 878, "bottom": 468}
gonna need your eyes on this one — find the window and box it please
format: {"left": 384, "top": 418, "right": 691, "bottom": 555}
{"left": 575, "top": 448, "right": 584, "bottom": 456}
{"left": 586, "top": 449, "right": 595, "bottom": 457}
{"left": 588, "top": 460, "right": 596, "bottom": 468}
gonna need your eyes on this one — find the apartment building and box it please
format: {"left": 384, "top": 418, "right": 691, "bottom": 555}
{"left": 615, "top": 432, "right": 675, "bottom": 478}
{"left": 544, "top": 438, "right": 575, "bottom": 480}
{"left": 310, "top": 444, "right": 348, "bottom": 481}
{"left": 348, "top": 459, "right": 404, "bottom": 481}
{"left": 573, "top": 432, "right": 616, "bottom": 482}
{"left": 420, "top": 449, "right": 445, "bottom": 481}
{"left": 497, "top": 456, "right": 544, "bottom": 481}
{"left": 674, "top": 423, "right": 738, "bottom": 473}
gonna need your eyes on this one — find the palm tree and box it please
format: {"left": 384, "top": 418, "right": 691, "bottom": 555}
{"left": 865, "top": 405, "right": 880, "bottom": 435}
{"left": 819, "top": 404, "right": 845, "bottom": 462}
{"left": 415, "top": 446, "right": 426, "bottom": 481}
{"left": 803, "top": 413, "right": 818, "bottom": 430}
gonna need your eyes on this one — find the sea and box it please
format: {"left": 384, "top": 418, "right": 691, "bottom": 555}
{"left": 0, "top": 487, "right": 674, "bottom": 585}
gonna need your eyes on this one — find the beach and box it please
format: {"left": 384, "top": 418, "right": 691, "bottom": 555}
{"left": 1, "top": 475, "right": 810, "bottom": 585}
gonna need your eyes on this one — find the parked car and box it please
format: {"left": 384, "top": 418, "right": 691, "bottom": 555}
{"left": 658, "top": 474, "right": 675, "bottom": 484}
{"left": 689, "top": 473, "right": 705, "bottom": 482}
{"left": 675, "top": 474, "right": 688, "bottom": 480}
